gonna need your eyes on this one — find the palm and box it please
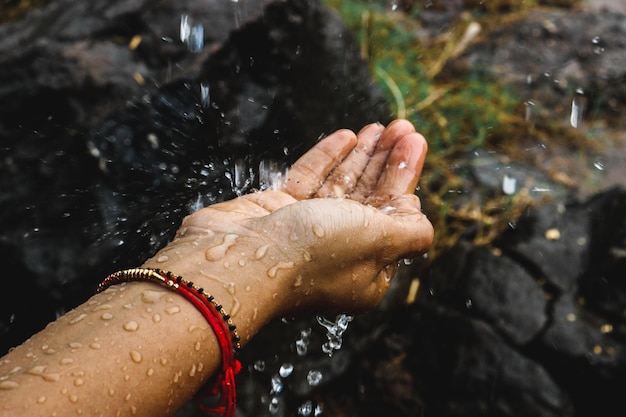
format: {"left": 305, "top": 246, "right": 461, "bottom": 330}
{"left": 176, "top": 120, "right": 432, "bottom": 312}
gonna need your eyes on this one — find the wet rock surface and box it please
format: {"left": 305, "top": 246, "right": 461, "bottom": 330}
{"left": 1, "top": 1, "right": 625, "bottom": 417}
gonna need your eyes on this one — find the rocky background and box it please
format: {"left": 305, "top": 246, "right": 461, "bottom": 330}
{"left": 0, "top": 0, "right": 624, "bottom": 416}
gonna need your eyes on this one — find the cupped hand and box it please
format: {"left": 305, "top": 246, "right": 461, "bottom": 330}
{"left": 145, "top": 119, "right": 433, "bottom": 321}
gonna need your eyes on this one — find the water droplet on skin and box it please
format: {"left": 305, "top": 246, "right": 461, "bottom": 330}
{"left": 142, "top": 290, "right": 166, "bottom": 304}
{"left": 37, "top": 396, "right": 47, "bottom": 403}
{"left": 194, "top": 342, "right": 202, "bottom": 351}
{"left": 60, "top": 357, "right": 74, "bottom": 365}
{"left": 292, "top": 275, "right": 303, "bottom": 287}
{"left": 303, "top": 251, "right": 312, "bottom": 262}
{"left": 130, "top": 404, "right": 138, "bottom": 415}
{"left": 74, "top": 378, "right": 85, "bottom": 386}
{"left": 101, "top": 312, "right": 114, "bottom": 320}
{"left": 255, "top": 244, "right": 269, "bottom": 259}
{"left": 173, "top": 371, "right": 182, "bottom": 383}
{"left": 69, "top": 394, "right": 79, "bottom": 403}
{"left": 189, "top": 364, "right": 197, "bottom": 377}
{"left": 0, "top": 380, "right": 19, "bottom": 390}
{"left": 123, "top": 303, "right": 133, "bottom": 310}
{"left": 69, "top": 314, "right": 88, "bottom": 324}
{"left": 124, "top": 374, "right": 131, "bottom": 381}
{"left": 92, "top": 304, "right": 112, "bottom": 312}
{"left": 125, "top": 392, "right": 132, "bottom": 401}
{"left": 160, "top": 358, "right": 168, "bottom": 366}
{"left": 267, "top": 261, "right": 295, "bottom": 278}
{"left": 205, "top": 234, "right": 239, "bottom": 261}
{"left": 165, "top": 306, "right": 181, "bottom": 315}
{"left": 312, "top": 224, "right": 325, "bottom": 237}
{"left": 146, "top": 368, "right": 155, "bottom": 377}
{"left": 89, "top": 343, "right": 102, "bottom": 350}
{"left": 69, "top": 342, "right": 82, "bottom": 349}
{"left": 157, "top": 255, "right": 169, "bottom": 263}
{"left": 238, "top": 259, "right": 247, "bottom": 267}
{"left": 152, "top": 313, "right": 162, "bottom": 323}
{"left": 108, "top": 388, "right": 115, "bottom": 397}
{"left": 130, "top": 351, "right": 143, "bottom": 363}
{"left": 123, "top": 321, "right": 139, "bottom": 332}
{"left": 27, "top": 365, "right": 47, "bottom": 375}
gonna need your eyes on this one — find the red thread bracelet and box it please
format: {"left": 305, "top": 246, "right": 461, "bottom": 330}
{"left": 97, "top": 268, "right": 242, "bottom": 417}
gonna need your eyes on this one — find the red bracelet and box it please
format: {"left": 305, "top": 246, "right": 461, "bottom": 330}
{"left": 97, "top": 268, "right": 242, "bottom": 417}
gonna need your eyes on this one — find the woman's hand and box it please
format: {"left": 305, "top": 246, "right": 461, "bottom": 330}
{"left": 143, "top": 119, "right": 433, "bottom": 337}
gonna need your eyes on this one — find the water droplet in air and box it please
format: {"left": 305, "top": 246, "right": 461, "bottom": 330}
{"left": 279, "top": 363, "right": 294, "bottom": 378}
{"left": 200, "top": 83, "right": 210, "bottom": 108}
{"left": 269, "top": 396, "right": 280, "bottom": 414}
{"left": 502, "top": 174, "right": 517, "bottom": 195}
{"left": 307, "top": 370, "right": 323, "bottom": 386}
{"left": 295, "top": 329, "right": 311, "bottom": 356}
{"left": 253, "top": 360, "right": 266, "bottom": 372}
{"left": 270, "top": 374, "right": 283, "bottom": 394}
{"left": 593, "top": 160, "right": 604, "bottom": 171}
{"left": 298, "top": 400, "right": 313, "bottom": 416}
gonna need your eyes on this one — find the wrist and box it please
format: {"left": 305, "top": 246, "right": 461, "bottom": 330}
{"left": 141, "top": 231, "right": 293, "bottom": 345}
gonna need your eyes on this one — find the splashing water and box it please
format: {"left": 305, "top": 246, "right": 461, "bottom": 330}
{"left": 180, "top": 14, "right": 204, "bottom": 52}
{"left": 295, "top": 328, "right": 311, "bottom": 356}
{"left": 570, "top": 88, "right": 586, "bottom": 128}
{"left": 316, "top": 314, "right": 353, "bottom": 357}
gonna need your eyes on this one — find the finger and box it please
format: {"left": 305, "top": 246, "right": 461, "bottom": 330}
{"left": 314, "top": 122, "right": 384, "bottom": 199}
{"left": 351, "top": 119, "right": 416, "bottom": 201}
{"left": 368, "top": 132, "right": 427, "bottom": 203}
{"left": 285, "top": 129, "right": 357, "bottom": 200}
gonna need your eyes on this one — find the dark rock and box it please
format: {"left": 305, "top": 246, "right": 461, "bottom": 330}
{"left": 380, "top": 186, "right": 626, "bottom": 417}
{"left": 446, "top": 8, "right": 626, "bottom": 125}
{"left": 0, "top": 0, "right": 390, "bottom": 355}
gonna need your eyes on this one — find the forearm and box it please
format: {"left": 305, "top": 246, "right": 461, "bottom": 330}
{"left": 0, "top": 281, "right": 220, "bottom": 416}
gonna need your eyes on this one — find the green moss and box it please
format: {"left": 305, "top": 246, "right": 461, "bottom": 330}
{"left": 323, "top": 0, "right": 586, "bottom": 259}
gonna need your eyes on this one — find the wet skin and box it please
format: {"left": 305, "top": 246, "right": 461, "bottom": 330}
{"left": 0, "top": 119, "right": 433, "bottom": 417}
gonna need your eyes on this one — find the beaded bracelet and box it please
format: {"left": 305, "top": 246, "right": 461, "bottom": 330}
{"left": 97, "top": 268, "right": 241, "bottom": 417}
